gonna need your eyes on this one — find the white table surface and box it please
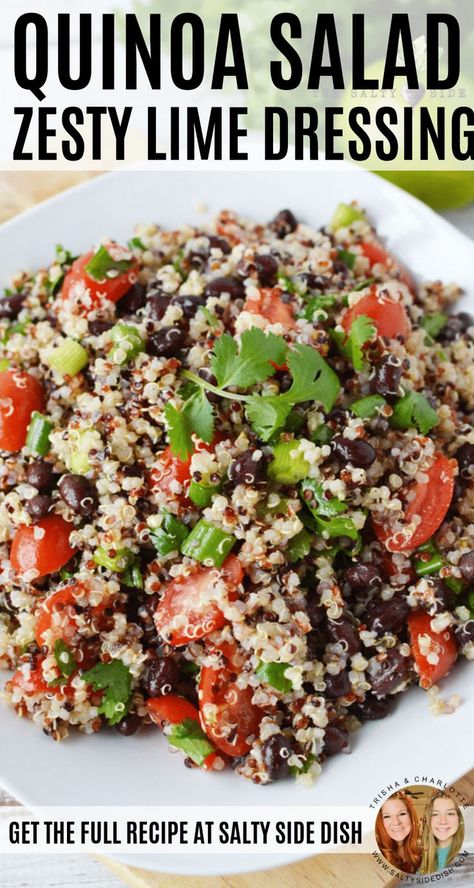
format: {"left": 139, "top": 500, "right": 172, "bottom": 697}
{"left": 1, "top": 201, "right": 474, "bottom": 888}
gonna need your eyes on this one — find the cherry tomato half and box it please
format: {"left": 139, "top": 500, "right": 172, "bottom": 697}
{"left": 408, "top": 610, "right": 458, "bottom": 689}
{"left": 147, "top": 694, "right": 218, "bottom": 771}
{"left": 244, "top": 287, "right": 297, "bottom": 329}
{"left": 8, "top": 662, "right": 49, "bottom": 696}
{"left": 359, "top": 242, "right": 415, "bottom": 293}
{"left": 150, "top": 437, "right": 226, "bottom": 503}
{"left": 0, "top": 370, "right": 45, "bottom": 452}
{"left": 154, "top": 554, "right": 243, "bottom": 647}
{"left": 10, "top": 514, "right": 77, "bottom": 579}
{"left": 35, "top": 582, "right": 110, "bottom": 649}
{"left": 61, "top": 247, "right": 139, "bottom": 309}
{"left": 342, "top": 288, "right": 410, "bottom": 340}
{"left": 373, "top": 453, "right": 456, "bottom": 552}
{"left": 199, "top": 642, "right": 264, "bottom": 757}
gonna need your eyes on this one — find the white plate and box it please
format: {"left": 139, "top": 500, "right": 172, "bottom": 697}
{"left": 0, "top": 167, "right": 473, "bottom": 876}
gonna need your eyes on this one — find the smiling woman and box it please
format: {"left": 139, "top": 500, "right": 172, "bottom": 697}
{"left": 420, "top": 791, "right": 465, "bottom": 874}
{"left": 375, "top": 792, "right": 421, "bottom": 873}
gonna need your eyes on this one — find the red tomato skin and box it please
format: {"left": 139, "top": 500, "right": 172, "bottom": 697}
{"left": 0, "top": 370, "right": 45, "bottom": 452}
{"left": 408, "top": 610, "right": 458, "bottom": 689}
{"left": 154, "top": 555, "right": 243, "bottom": 647}
{"left": 150, "top": 447, "right": 192, "bottom": 501}
{"left": 244, "top": 287, "right": 297, "bottom": 329}
{"left": 359, "top": 242, "right": 415, "bottom": 293}
{"left": 9, "top": 663, "right": 49, "bottom": 695}
{"left": 10, "top": 514, "right": 77, "bottom": 578}
{"left": 342, "top": 289, "right": 410, "bottom": 340}
{"left": 35, "top": 582, "right": 109, "bottom": 648}
{"left": 199, "top": 665, "right": 263, "bottom": 757}
{"left": 373, "top": 454, "right": 456, "bottom": 553}
{"left": 61, "top": 249, "right": 139, "bottom": 308}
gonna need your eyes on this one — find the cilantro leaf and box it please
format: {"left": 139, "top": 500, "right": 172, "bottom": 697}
{"left": 390, "top": 391, "right": 439, "bottom": 436}
{"left": 165, "top": 390, "right": 214, "bottom": 460}
{"left": 419, "top": 312, "right": 448, "bottom": 339}
{"left": 149, "top": 510, "right": 189, "bottom": 556}
{"left": 128, "top": 236, "right": 146, "bottom": 251}
{"left": 256, "top": 661, "right": 294, "bottom": 693}
{"left": 337, "top": 249, "right": 356, "bottom": 269}
{"left": 167, "top": 717, "right": 215, "bottom": 766}
{"left": 84, "top": 246, "right": 134, "bottom": 281}
{"left": 300, "top": 294, "right": 337, "bottom": 320}
{"left": 211, "top": 328, "right": 287, "bottom": 390}
{"left": 350, "top": 394, "right": 387, "bottom": 419}
{"left": 286, "top": 528, "right": 313, "bottom": 564}
{"left": 83, "top": 660, "right": 132, "bottom": 726}
{"left": 300, "top": 479, "right": 361, "bottom": 541}
{"left": 284, "top": 344, "right": 340, "bottom": 410}
{"left": 48, "top": 639, "right": 77, "bottom": 687}
{"left": 245, "top": 395, "right": 292, "bottom": 443}
{"left": 332, "top": 315, "right": 376, "bottom": 371}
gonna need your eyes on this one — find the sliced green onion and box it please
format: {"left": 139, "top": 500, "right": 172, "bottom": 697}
{"left": 256, "top": 661, "right": 293, "bottom": 693}
{"left": 268, "top": 441, "right": 310, "bottom": 485}
{"left": 149, "top": 511, "right": 189, "bottom": 557}
{"left": 122, "top": 560, "right": 144, "bottom": 589}
{"left": 84, "top": 245, "right": 134, "bottom": 281}
{"left": 337, "top": 249, "right": 356, "bottom": 270}
{"left": 188, "top": 479, "right": 220, "bottom": 508}
{"left": 0, "top": 358, "right": 10, "bottom": 373}
{"left": 286, "top": 528, "right": 313, "bottom": 564}
{"left": 26, "top": 412, "right": 53, "bottom": 455}
{"left": 445, "top": 577, "right": 463, "bottom": 595}
{"left": 110, "top": 323, "right": 145, "bottom": 365}
{"left": 69, "top": 452, "right": 91, "bottom": 474}
{"left": 93, "top": 546, "right": 135, "bottom": 573}
{"left": 414, "top": 553, "right": 445, "bottom": 577}
{"left": 331, "top": 203, "right": 366, "bottom": 231}
{"left": 48, "top": 338, "right": 88, "bottom": 376}
{"left": 351, "top": 395, "right": 387, "bottom": 419}
{"left": 180, "top": 519, "right": 236, "bottom": 568}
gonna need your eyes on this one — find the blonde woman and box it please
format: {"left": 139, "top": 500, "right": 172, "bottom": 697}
{"left": 420, "top": 791, "right": 465, "bottom": 873}
{"left": 375, "top": 792, "right": 421, "bottom": 873}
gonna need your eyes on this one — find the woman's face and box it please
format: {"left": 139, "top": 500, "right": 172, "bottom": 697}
{"left": 382, "top": 799, "right": 412, "bottom": 843}
{"left": 431, "top": 798, "right": 460, "bottom": 846}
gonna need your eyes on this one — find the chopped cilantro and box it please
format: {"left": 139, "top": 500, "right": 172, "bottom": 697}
{"left": 84, "top": 246, "right": 134, "bottom": 281}
{"left": 337, "top": 249, "right": 356, "bottom": 270}
{"left": 48, "top": 639, "right": 77, "bottom": 687}
{"left": 419, "top": 312, "right": 448, "bottom": 339}
{"left": 331, "top": 315, "right": 377, "bottom": 371}
{"left": 167, "top": 718, "right": 215, "bottom": 766}
{"left": 390, "top": 391, "right": 439, "bottom": 435}
{"left": 256, "top": 661, "right": 294, "bottom": 693}
{"left": 82, "top": 660, "right": 132, "bottom": 726}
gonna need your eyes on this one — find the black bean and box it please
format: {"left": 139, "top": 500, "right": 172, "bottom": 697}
{"left": 440, "top": 312, "right": 473, "bottom": 342}
{"left": 115, "top": 714, "right": 142, "bottom": 736}
{"left": 58, "top": 474, "right": 98, "bottom": 517}
{"left": 0, "top": 292, "right": 25, "bottom": 319}
{"left": 147, "top": 290, "right": 171, "bottom": 321}
{"left": 261, "top": 734, "right": 293, "bottom": 781}
{"left": 306, "top": 629, "right": 325, "bottom": 660}
{"left": 365, "top": 596, "right": 409, "bottom": 635}
{"left": 198, "top": 368, "right": 220, "bottom": 404}
{"left": 26, "top": 494, "right": 51, "bottom": 520}
{"left": 88, "top": 319, "right": 113, "bottom": 335}
{"left": 269, "top": 209, "right": 298, "bottom": 238}
{"left": 326, "top": 617, "right": 360, "bottom": 655}
{"left": 306, "top": 590, "right": 325, "bottom": 629}
{"left": 370, "top": 354, "right": 403, "bottom": 397}
{"left": 332, "top": 435, "right": 376, "bottom": 468}
{"left": 367, "top": 649, "right": 412, "bottom": 696}
{"left": 254, "top": 254, "right": 278, "bottom": 286}
{"left": 324, "top": 669, "right": 351, "bottom": 699}
{"left": 459, "top": 551, "right": 474, "bottom": 583}
{"left": 207, "top": 235, "right": 231, "bottom": 254}
{"left": 228, "top": 450, "right": 264, "bottom": 485}
{"left": 323, "top": 725, "right": 349, "bottom": 756}
{"left": 147, "top": 326, "right": 186, "bottom": 358}
{"left": 171, "top": 294, "right": 206, "bottom": 318}
{"left": 26, "top": 459, "right": 55, "bottom": 491}
{"left": 455, "top": 443, "right": 474, "bottom": 480}
{"left": 454, "top": 621, "right": 474, "bottom": 650}
{"left": 427, "top": 579, "right": 454, "bottom": 614}
{"left": 144, "top": 656, "right": 180, "bottom": 697}
{"left": 351, "top": 692, "right": 397, "bottom": 721}
{"left": 122, "top": 464, "right": 145, "bottom": 479}
{"left": 116, "top": 282, "right": 146, "bottom": 317}
{"left": 344, "top": 563, "right": 381, "bottom": 590}
{"left": 297, "top": 273, "right": 332, "bottom": 292}
{"left": 204, "top": 276, "right": 245, "bottom": 300}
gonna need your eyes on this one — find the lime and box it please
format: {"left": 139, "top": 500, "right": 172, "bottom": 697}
{"left": 376, "top": 171, "right": 474, "bottom": 211}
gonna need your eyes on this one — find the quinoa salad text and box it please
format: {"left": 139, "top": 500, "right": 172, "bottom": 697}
{"left": 0, "top": 202, "right": 473, "bottom": 785}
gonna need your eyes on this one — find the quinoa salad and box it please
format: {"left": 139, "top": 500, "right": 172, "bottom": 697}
{"left": 0, "top": 201, "right": 473, "bottom": 786}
